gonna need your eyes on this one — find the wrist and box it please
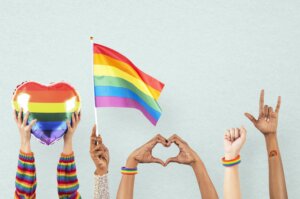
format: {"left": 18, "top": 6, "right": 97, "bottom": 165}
{"left": 20, "top": 141, "right": 31, "bottom": 153}
{"left": 126, "top": 156, "right": 138, "bottom": 168}
{"left": 191, "top": 157, "right": 203, "bottom": 170}
{"left": 63, "top": 140, "right": 73, "bottom": 154}
{"left": 264, "top": 133, "right": 277, "bottom": 141}
{"left": 224, "top": 152, "right": 239, "bottom": 160}
{"left": 95, "top": 168, "right": 108, "bottom": 176}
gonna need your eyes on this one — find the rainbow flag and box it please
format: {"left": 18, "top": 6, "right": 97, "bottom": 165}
{"left": 93, "top": 43, "right": 164, "bottom": 125}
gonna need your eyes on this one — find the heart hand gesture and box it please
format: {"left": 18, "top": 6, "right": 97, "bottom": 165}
{"left": 126, "top": 134, "right": 168, "bottom": 168}
{"left": 165, "top": 134, "right": 200, "bottom": 167}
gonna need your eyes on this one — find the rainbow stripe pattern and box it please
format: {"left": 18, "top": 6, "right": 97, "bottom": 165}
{"left": 222, "top": 155, "right": 241, "bottom": 167}
{"left": 121, "top": 167, "right": 138, "bottom": 175}
{"left": 14, "top": 151, "right": 37, "bottom": 199}
{"left": 57, "top": 153, "right": 81, "bottom": 199}
{"left": 12, "top": 81, "right": 81, "bottom": 145}
{"left": 93, "top": 43, "right": 164, "bottom": 125}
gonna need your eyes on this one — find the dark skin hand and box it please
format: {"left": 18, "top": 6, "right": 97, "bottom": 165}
{"left": 245, "top": 89, "right": 288, "bottom": 199}
{"left": 165, "top": 134, "right": 219, "bottom": 199}
{"left": 90, "top": 124, "right": 109, "bottom": 176}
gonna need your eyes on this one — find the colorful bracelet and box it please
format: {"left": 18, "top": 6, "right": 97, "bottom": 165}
{"left": 222, "top": 155, "right": 241, "bottom": 167}
{"left": 121, "top": 166, "right": 138, "bottom": 175}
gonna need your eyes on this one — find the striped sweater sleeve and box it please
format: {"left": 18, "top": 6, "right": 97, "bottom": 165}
{"left": 57, "top": 152, "right": 81, "bottom": 199}
{"left": 14, "top": 151, "right": 37, "bottom": 199}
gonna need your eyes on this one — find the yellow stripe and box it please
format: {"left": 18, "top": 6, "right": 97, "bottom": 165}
{"left": 58, "top": 183, "right": 78, "bottom": 189}
{"left": 17, "top": 170, "right": 35, "bottom": 177}
{"left": 94, "top": 65, "right": 160, "bottom": 100}
{"left": 12, "top": 101, "right": 81, "bottom": 113}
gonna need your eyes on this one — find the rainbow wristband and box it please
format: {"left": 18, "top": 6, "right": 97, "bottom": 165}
{"left": 121, "top": 166, "right": 138, "bottom": 175}
{"left": 222, "top": 155, "right": 241, "bottom": 167}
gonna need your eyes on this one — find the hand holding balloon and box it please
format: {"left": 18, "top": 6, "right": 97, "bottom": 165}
{"left": 14, "top": 108, "right": 37, "bottom": 153}
{"left": 63, "top": 112, "right": 81, "bottom": 154}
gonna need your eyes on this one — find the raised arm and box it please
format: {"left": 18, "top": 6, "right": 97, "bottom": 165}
{"left": 223, "top": 127, "right": 247, "bottom": 199}
{"left": 14, "top": 109, "right": 37, "bottom": 199}
{"left": 165, "top": 134, "right": 219, "bottom": 199}
{"left": 90, "top": 125, "right": 110, "bottom": 199}
{"left": 57, "top": 112, "right": 82, "bottom": 199}
{"left": 245, "top": 89, "right": 288, "bottom": 199}
{"left": 117, "top": 134, "right": 167, "bottom": 199}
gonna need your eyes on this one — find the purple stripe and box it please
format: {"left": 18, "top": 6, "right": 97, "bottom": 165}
{"left": 95, "top": 96, "right": 158, "bottom": 125}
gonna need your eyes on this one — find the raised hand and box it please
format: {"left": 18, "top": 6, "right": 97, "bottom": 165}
{"left": 63, "top": 111, "right": 81, "bottom": 154}
{"left": 165, "top": 134, "right": 200, "bottom": 166}
{"left": 90, "top": 125, "right": 109, "bottom": 176}
{"left": 14, "top": 108, "right": 37, "bottom": 153}
{"left": 224, "top": 127, "right": 247, "bottom": 160}
{"left": 245, "top": 89, "right": 281, "bottom": 135}
{"left": 126, "top": 134, "right": 168, "bottom": 168}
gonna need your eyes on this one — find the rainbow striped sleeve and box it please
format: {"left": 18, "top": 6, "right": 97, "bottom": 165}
{"left": 57, "top": 153, "right": 81, "bottom": 199}
{"left": 14, "top": 151, "right": 37, "bottom": 199}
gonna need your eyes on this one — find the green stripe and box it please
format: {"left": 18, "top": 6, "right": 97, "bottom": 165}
{"left": 94, "top": 76, "right": 161, "bottom": 112}
{"left": 28, "top": 113, "right": 73, "bottom": 122}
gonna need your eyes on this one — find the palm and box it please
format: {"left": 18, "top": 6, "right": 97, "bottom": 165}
{"left": 135, "top": 147, "right": 154, "bottom": 163}
{"left": 224, "top": 138, "right": 243, "bottom": 154}
{"left": 255, "top": 116, "right": 278, "bottom": 135}
{"left": 245, "top": 90, "right": 281, "bottom": 135}
{"left": 177, "top": 150, "right": 194, "bottom": 164}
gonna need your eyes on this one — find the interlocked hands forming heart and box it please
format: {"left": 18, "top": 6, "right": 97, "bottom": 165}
{"left": 126, "top": 134, "right": 201, "bottom": 168}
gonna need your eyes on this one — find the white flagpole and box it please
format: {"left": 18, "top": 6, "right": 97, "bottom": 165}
{"left": 90, "top": 36, "right": 99, "bottom": 136}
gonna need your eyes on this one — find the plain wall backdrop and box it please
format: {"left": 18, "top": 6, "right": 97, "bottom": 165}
{"left": 0, "top": 1, "right": 299, "bottom": 198}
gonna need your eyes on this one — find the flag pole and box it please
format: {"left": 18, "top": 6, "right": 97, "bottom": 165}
{"left": 90, "top": 36, "right": 99, "bottom": 136}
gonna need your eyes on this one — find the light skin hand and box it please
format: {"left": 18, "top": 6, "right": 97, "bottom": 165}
{"left": 63, "top": 112, "right": 80, "bottom": 154}
{"left": 90, "top": 124, "right": 109, "bottom": 176}
{"left": 223, "top": 127, "right": 246, "bottom": 199}
{"left": 245, "top": 89, "right": 281, "bottom": 136}
{"left": 126, "top": 134, "right": 168, "bottom": 168}
{"left": 14, "top": 108, "right": 37, "bottom": 153}
{"left": 224, "top": 127, "right": 247, "bottom": 160}
{"left": 165, "top": 134, "right": 200, "bottom": 167}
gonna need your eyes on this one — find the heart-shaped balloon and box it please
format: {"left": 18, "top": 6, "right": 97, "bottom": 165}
{"left": 12, "top": 81, "right": 81, "bottom": 145}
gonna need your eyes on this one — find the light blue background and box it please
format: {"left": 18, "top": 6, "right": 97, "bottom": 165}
{"left": 0, "top": 1, "right": 299, "bottom": 198}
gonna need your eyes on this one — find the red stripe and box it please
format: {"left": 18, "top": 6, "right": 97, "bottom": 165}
{"left": 17, "top": 166, "right": 35, "bottom": 173}
{"left": 16, "top": 176, "right": 36, "bottom": 185}
{"left": 57, "top": 179, "right": 78, "bottom": 185}
{"left": 94, "top": 43, "right": 164, "bottom": 92}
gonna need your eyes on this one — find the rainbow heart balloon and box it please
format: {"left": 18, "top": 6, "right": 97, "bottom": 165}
{"left": 12, "top": 81, "right": 81, "bottom": 145}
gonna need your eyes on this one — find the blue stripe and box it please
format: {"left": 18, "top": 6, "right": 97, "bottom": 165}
{"left": 32, "top": 121, "right": 67, "bottom": 131}
{"left": 94, "top": 86, "right": 161, "bottom": 120}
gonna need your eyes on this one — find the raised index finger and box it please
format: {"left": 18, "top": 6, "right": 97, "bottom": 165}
{"left": 259, "top": 89, "right": 265, "bottom": 116}
{"left": 275, "top": 96, "right": 281, "bottom": 113}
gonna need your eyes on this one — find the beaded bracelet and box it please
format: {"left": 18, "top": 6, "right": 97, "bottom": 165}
{"left": 222, "top": 155, "right": 241, "bottom": 167}
{"left": 121, "top": 167, "right": 138, "bottom": 175}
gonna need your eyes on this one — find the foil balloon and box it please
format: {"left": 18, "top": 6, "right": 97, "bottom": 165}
{"left": 12, "top": 81, "right": 81, "bottom": 145}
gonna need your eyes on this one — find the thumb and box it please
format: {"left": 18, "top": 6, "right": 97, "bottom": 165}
{"left": 244, "top": 113, "right": 257, "bottom": 124}
{"left": 240, "top": 126, "right": 247, "bottom": 142}
{"left": 28, "top": 119, "right": 37, "bottom": 129}
{"left": 165, "top": 157, "right": 178, "bottom": 167}
{"left": 151, "top": 157, "right": 165, "bottom": 166}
